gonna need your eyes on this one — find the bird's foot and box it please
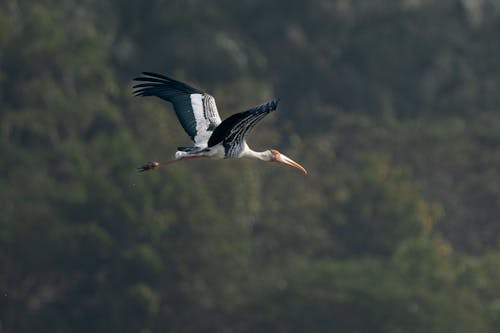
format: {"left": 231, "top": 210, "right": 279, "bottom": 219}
{"left": 137, "top": 161, "right": 160, "bottom": 172}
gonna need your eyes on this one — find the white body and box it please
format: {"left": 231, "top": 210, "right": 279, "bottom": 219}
{"left": 174, "top": 142, "right": 270, "bottom": 161}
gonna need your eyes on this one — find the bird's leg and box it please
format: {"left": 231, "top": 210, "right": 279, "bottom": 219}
{"left": 137, "top": 161, "right": 161, "bottom": 172}
{"left": 137, "top": 156, "right": 207, "bottom": 172}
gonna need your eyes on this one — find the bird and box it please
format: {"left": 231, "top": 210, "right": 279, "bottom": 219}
{"left": 133, "top": 72, "right": 307, "bottom": 175}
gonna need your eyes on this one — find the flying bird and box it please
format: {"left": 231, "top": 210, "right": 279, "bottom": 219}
{"left": 133, "top": 72, "right": 307, "bottom": 175}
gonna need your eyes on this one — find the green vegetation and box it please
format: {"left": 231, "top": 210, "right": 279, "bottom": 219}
{"left": 1, "top": 1, "right": 500, "bottom": 332}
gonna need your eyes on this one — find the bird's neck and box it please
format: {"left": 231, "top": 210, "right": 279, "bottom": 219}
{"left": 244, "top": 148, "right": 272, "bottom": 161}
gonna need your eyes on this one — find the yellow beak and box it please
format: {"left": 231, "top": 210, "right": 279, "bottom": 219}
{"left": 275, "top": 153, "right": 308, "bottom": 175}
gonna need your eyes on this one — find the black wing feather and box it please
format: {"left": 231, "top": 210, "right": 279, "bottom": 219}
{"left": 207, "top": 99, "right": 279, "bottom": 148}
{"left": 133, "top": 72, "right": 207, "bottom": 142}
{"left": 135, "top": 72, "right": 202, "bottom": 94}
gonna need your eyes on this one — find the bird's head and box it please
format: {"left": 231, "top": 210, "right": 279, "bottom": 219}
{"left": 267, "top": 149, "right": 307, "bottom": 175}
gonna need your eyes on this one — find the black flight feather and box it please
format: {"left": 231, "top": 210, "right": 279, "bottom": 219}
{"left": 207, "top": 99, "right": 279, "bottom": 147}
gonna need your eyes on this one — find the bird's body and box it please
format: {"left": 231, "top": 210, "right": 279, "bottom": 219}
{"left": 133, "top": 72, "right": 307, "bottom": 174}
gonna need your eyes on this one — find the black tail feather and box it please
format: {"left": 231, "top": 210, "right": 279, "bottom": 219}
{"left": 177, "top": 146, "right": 209, "bottom": 153}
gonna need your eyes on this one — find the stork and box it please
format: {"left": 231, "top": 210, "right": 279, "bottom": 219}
{"left": 133, "top": 72, "right": 307, "bottom": 175}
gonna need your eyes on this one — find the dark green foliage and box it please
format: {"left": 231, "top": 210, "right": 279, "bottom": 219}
{"left": 1, "top": 1, "right": 500, "bottom": 332}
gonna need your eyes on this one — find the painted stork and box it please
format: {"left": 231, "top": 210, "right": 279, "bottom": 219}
{"left": 133, "top": 72, "right": 307, "bottom": 175}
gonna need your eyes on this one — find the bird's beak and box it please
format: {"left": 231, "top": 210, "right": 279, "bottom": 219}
{"left": 275, "top": 153, "right": 308, "bottom": 175}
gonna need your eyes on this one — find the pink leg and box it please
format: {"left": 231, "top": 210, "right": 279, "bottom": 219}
{"left": 138, "top": 155, "right": 208, "bottom": 172}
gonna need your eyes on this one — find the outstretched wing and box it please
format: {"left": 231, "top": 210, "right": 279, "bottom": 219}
{"left": 133, "top": 72, "right": 222, "bottom": 146}
{"left": 207, "top": 99, "right": 279, "bottom": 155}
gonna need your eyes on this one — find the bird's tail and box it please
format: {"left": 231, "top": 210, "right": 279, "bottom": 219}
{"left": 175, "top": 146, "right": 209, "bottom": 159}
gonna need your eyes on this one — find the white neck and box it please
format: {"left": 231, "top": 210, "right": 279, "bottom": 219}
{"left": 242, "top": 148, "right": 272, "bottom": 161}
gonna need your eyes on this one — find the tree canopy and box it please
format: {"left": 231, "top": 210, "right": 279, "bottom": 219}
{"left": 1, "top": 1, "right": 500, "bottom": 332}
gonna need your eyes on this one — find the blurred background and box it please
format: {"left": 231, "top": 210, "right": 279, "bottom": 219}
{"left": 1, "top": 0, "right": 500, "bottom": 332}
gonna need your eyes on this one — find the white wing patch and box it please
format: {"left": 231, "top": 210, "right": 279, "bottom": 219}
{"left": 190, "top": 93, "right": 221, "bottom": 146}
{"left": 190, "top": 93, "right": 205, "bottom": 143}
{"left": 203, "top": 95, "right": 222, "bottom": 125}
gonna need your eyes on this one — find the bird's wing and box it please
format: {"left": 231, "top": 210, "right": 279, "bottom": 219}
{"left": 207, "top": 99, "right": 279, "bottom": 151}
{"left": 133, "top": 72, "right": 222, "bottom": 146}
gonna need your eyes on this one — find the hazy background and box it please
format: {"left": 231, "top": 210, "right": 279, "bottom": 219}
{"left": 2, "top": 0, "right": 500, "bottom": 332}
